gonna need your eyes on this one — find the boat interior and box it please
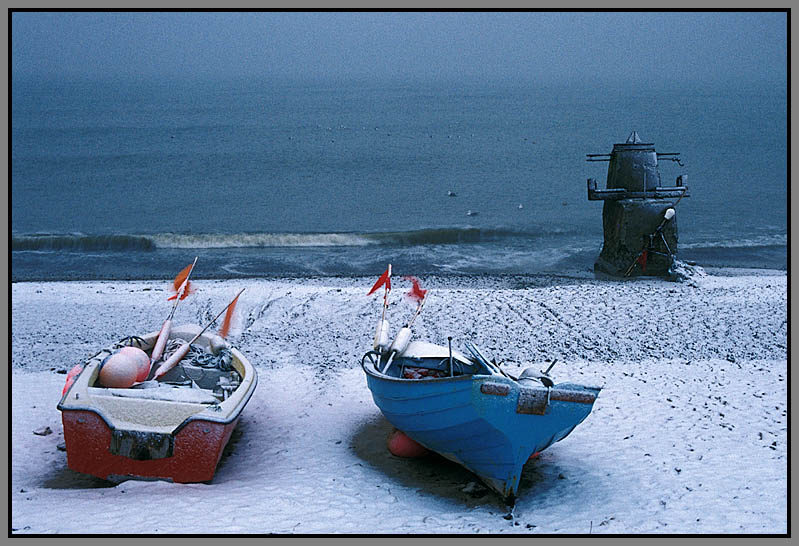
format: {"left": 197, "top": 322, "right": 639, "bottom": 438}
{"left": 365, "top": 340, "right": 500, "bottom": 379}
{"left": 365, "top": 340, "right": 564, "bottom": 390}
{"left": 88, "top": 347, "right": 244, "bottom": 405}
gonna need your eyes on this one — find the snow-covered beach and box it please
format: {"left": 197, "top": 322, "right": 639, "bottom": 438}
{"left": 10, "top": 271, "right": 787, "bottom": 534}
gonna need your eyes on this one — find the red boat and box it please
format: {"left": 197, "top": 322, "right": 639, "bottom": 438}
{"left": 57, "top": 324, "right": 257, "bottom": 483}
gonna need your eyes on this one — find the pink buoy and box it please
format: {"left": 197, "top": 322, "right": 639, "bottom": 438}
{"left": 119, "top": 346, "right": 151, "bottom": 382}
{"left": 387, "top": 428, "right": 429, "bottom": 458}
{"left": 98, "top": 351, "right": 139, "bottom": 389}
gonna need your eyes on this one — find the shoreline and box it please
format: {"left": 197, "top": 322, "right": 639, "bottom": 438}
{"left": 9, "top": 264, "right": 789, "bottom": 285}
{"left": 12, "top": 270, "right": 788, "bottom": 375}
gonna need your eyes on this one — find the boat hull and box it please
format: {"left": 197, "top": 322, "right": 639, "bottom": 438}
{"left": 60, "top": 409, "right": 239, "bottom": 482}
{"left": 58, "top": 324, "right": 257, "bottom": 483}
{"left": 363, "top": 362, "right": 599, "bottom": 501}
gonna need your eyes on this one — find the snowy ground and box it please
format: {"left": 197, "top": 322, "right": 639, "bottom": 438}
{"left": 10, "top": 272, "right": 788, "bottom": 534}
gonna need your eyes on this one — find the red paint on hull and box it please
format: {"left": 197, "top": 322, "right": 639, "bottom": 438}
{"left": 61, "top": 409, "right": 238, "bottom": 482}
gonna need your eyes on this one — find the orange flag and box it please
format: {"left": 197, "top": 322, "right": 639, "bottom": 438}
{"left": 219, "top": 293, "right": 241, "bottom": 339}
{"left": 167, "top": 262, "right": 195, "bottom": 301}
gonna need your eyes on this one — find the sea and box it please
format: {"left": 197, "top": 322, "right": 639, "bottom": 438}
{"left": 11, "top": 77, "right": 788, "bottom": 281}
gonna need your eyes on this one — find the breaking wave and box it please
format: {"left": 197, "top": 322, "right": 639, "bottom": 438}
{"left": 149, "top": 232, "right": 375, "bottom": 249}
{"left": 12, "top": 234, "right": 156, "bottom": 251}
{"left": 12, "top": 228, "right": 550, "bottom": 251}
{"left": 13, "top": 229, "right": 786, "bottom": 254}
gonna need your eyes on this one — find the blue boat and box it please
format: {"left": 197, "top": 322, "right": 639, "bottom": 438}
{"left": 361, "top": 340, "right": 601, "bottom": 502}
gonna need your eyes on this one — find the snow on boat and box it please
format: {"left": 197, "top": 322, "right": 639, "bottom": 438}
{"left": 361, "top": 340, "right": 600, "bottom": 503}
{"left": 57, "top": 324, "right": 257, "bottom": 483}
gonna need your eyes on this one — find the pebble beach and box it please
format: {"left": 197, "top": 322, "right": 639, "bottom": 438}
{"left": 10, "top": 270, "right": 788, "bottom": 534}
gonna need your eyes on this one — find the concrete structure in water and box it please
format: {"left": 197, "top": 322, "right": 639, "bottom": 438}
{"left": 587, "top": 131, "right": 688, "bottom": 276}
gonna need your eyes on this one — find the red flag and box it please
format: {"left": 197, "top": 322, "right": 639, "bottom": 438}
{"left": 219, "top": 293, "right": 241, "bottom": 339}
{"left": 636, "top": 250, "right": 648, "bottom": 272}
{"left": 367, "top": 267, "right": 391, "bottom": 296}
{"left": 167, "top": 262, "right": 195, "bottom": 301}
{"left": 404, "top": 276, "right": 427, "bottom": 303}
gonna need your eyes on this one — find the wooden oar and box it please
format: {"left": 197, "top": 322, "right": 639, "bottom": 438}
{"left": 153, "top": 288, "right": 244, "bottom": 380}
{"left": 149, "top": 257, "right": 198, "bottom": 366}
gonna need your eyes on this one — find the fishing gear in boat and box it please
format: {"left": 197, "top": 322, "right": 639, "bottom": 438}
{"left": 150, "top": 257, "right": 198, "bottom": 368}
{"left": 381, "top": 276, "right": 427, "bottom": 374}
{"left": 153, "top": 288, "right": 244, "bottom": 380}
{"left": 517, "top": 359, "right": 559, "bottom": 387}
{"left": 160, "top": 338, "right": 235, "bottom": 372}
{"left": 89, "top": 337, "right": 156, "bottom": 389}
{"left": 382, "top": 325, "right": 412, "bottom": 374}
{"left": 464, "top": 342, "right": 505, "bottom": 376}
{"left": 518, "top": 359, "right": 560, "bottom": 408}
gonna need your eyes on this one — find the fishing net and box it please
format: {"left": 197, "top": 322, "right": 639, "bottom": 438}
{"left": 402, "top": 366, "right": 446, "bottom": 380}
{"left": 161, "top": 338, "right": 234, "bottom": 371}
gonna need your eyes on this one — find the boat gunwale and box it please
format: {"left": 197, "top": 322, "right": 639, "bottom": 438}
{"left": 57, "top": 326, "right": 258, "bottom": 436}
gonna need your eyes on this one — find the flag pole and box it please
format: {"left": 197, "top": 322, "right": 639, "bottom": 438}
{"left": 168, "top": 256, "right": 198, "bottom": 320}
{"left": 150, "top": 257, "right": 198, "bottom": 367}
{"left": 406, "top": 294, "right": 427, "bottom": 328}
{"left": 370, "top": 264, "right": 393, "bottom": 355}
{"left": 381, "top": 264, "right": 392, "bottom": 323}
{"left": 153, "top": 288, "right": 245, "bottom": 380}
{"left": 382, "top": 275, "right": 426, "bottom": 375}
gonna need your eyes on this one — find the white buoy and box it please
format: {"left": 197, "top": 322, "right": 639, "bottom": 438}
{"left": 209, "top": 334, "right": 230, "bottom": 355}
{"left": 389, "top": 327, "right": 412, "bottom": 356}
{"left": 664, "top": 208, "right": 675, "bottom": 220}
{"left": 373, "top": 318, "right": 391, "bottom": 352}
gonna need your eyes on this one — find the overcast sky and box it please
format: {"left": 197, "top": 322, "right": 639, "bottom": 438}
{"left": 11, "top": 12, "right": 788, "bottom": 88}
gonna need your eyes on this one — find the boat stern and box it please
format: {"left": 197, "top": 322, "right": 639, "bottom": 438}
{"left": 60, "top": 408, "right": 238, "bottom": 482}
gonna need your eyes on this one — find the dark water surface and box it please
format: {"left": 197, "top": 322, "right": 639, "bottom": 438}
{"left": 11, "top": 77, "right": 787, "bottom": 280}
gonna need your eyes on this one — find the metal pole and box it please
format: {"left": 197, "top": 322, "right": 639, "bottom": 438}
{"left": 448, "top": 336, "right": 454, "bottom": 377}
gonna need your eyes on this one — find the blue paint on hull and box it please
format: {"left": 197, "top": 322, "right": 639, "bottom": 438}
{"left": 363, "top": 362, "right": 600, "bottom": 501}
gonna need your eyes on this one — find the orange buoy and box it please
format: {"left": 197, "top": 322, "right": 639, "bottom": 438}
{"left": 119, "top": 346, "right": 151, "bottom": 382}
{"left": 98, "top": 351, "right": 139, "bottom": 388}
{"left": 62, "top": 364, "right": 84, "bottom": 395}
{"left": 387, "top": 428, "right": 429, "bottom": 458}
